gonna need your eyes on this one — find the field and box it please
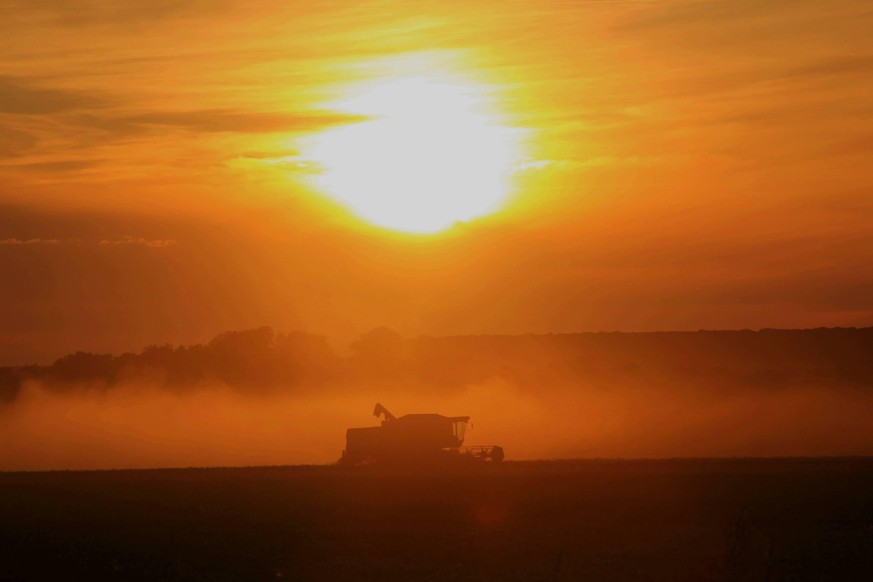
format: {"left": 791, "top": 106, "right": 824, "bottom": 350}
{"left": 2, "top": 458, "right": 872, "bottom": 581}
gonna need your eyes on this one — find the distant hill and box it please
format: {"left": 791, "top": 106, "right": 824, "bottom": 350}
{"left": 3, "top": 326, "right": 872, "bottom": 404}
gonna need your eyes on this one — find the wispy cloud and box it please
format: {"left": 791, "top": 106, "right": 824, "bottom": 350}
{"left": 0, "top": 0, "right": 227, "bottom": 27}
{"left": 0, "top": 238, "right": 61, "bottom": 245}
{"left": 99, "top": 236, "right": 177, "bottom": 248}
{"left": 0, "top": 236, "right": 176, "bottom": 248}
{"left": 2, "top": 160, "right": 99, "bottom": 173}
{"left": 106, "top": 109, "right": 367, "bottom": 135}
{"left": 0, "top": 75, "right": 107, "bottom": 115}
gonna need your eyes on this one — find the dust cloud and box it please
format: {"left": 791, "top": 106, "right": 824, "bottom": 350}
{"left": 404, "top": 379, "right": 873, "bottom": 460}
{"left": 3, "top": 375, "right": 872, "bottom": 471}
{"left": 1, "top": 381, "right": 367, "bottom": 471}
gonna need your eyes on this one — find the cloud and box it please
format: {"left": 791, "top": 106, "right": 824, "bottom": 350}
{"left": 98, "top": 236, "right": 177, "bottom": 248}
{"left": 117, "top": 109, "right": 367, "bottom": 135}
{"left": 25, "top": 109, "right": 366, "bottom": 143}
{"left": 0, "top": 238, "right": 61, "bottom": 245}
{"left": 514, "top": 156, "right": 661, "bottom": 172}
{"left": 0, "top": 237, "right": 176, "bottom": 248}
{"left": 0, "top": 102, "right": 366, "bottom": 178}
{"left": 0, "top": 0, "right": 227, "bottom": 27}
{"left": 617, "top": 0, "right": 820, "bottom": 33}
{"left": 0, "top": 76, "right": 106, "bottom": 115}
{"left": 2, "top": 160, "right": 99, "bottom": 174}
{"left": 0, "top": 124, "right": 39, "bottom": 157}
{"left": 785, "top": 55, "right": 873, "bottom": 79}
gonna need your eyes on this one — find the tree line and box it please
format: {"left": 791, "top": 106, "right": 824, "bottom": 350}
{"left": 2, "top": 326, "right": 873, "bottom": 404}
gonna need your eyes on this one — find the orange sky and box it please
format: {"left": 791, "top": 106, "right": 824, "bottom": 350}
{"left": 2, "top": 0, "right": 873, "bottom": 364}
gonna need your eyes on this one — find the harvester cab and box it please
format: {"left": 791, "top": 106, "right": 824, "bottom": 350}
{"left": 340, "top": 403, "right": 504, "bottom": 465}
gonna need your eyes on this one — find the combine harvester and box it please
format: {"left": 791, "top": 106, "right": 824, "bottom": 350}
{"left": 340, "top": 403, "right": 504, "bottom": 465}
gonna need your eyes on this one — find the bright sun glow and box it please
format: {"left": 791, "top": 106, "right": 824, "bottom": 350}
{"left": 303, "top": 73, "right": 520, "bottom": 233}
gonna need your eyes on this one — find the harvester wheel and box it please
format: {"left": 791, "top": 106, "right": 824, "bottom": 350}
{"left": 491, "top": 446, "right": 505, "bottom": 463}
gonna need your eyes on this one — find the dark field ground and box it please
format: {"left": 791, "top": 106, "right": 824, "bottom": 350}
{"left": 2, "top": 459, "right": 872, "bottom": 581}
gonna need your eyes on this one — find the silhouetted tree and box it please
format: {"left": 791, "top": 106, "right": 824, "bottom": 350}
{"left": 0, "top": 368, "right": 23, "bottom": 403}
{"left": 47, "top": 351, "right": 119, "bottom": 387}
{"left": 207, "top": 326, "right": 276, "bottom": 387}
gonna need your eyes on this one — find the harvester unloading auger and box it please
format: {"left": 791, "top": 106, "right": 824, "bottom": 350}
{"left": 340, "top": 403, "right": 504, "bottom": 465}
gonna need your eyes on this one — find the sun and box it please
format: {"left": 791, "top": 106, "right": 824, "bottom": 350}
{"left": 303, "top": 73, "right": 520, "bottom": 233}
